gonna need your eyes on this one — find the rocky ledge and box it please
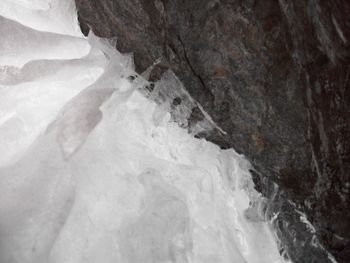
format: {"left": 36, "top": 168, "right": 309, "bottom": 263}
{"left": 75, "top": 0, "right": 350, "bottom": 262}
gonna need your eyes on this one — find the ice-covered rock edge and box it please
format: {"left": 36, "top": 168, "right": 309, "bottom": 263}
{"left": 0, "top": 1, "right": 297, "bottom": 262}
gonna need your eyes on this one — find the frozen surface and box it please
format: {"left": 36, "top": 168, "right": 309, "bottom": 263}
{"left": 0, "top": 16, "right": 90, "bottom": 68}
{"left": 0, "top": 0, "right": 82, "bottom": 35}
{"left": 0, "top": 2, "right": 287, "bottom": 263}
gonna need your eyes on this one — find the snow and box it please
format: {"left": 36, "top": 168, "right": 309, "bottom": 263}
{"left": 0, "top": 1, "right": 287, "bottom": 263}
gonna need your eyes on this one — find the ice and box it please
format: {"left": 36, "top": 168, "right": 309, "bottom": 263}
{"left": 146, "top": 70, "right": 224, "bottom": 135}
{"left": 0, "top": 0, "right": 82, "bottom": 36}
{"left": 0, "top": 16, "right": 90, "bottom": 68}
{"left": 0, "top": 1, "right": 287, "bottom": 263}
{"left": 0, "top": 47, "right": 105, "bottom": 166}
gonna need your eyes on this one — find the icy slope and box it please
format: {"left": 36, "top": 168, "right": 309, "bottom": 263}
{"left": 0, "top": 1, "right": 286, "bottom": 263}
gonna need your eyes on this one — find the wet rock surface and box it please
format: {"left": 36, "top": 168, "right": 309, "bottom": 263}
{"left": 75, "top": 0, "right": 350, "bottom": 262}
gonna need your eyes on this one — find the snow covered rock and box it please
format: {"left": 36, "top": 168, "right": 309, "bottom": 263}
{"left": 0, "top": 1, "right": 286, "bottom": 263}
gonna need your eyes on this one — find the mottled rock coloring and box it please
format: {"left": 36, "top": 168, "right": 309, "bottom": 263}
{"left": 75, "top": 0, "right": 350, "bottom": 262}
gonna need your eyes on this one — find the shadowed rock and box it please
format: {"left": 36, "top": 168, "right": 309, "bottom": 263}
{"left": 75, "top": 0, "right": 350, "bottom": 261}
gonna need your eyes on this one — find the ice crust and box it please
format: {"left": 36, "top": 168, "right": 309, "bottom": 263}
{"left": 0, "top": 2, "right": 287, "bottom": 263}
{"left": 0, "top": 0, "right": 83, "bottom": 36}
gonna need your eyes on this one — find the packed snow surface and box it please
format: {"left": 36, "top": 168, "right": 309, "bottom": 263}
{"left": 0, "top": 1, "right": 286, "bottom": 262}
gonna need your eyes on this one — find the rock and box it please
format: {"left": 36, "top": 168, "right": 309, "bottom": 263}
{"left": 75, "top": 0, "right": 350, "bottom": 262}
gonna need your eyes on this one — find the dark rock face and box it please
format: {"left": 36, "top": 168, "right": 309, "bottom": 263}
{"left": 75, "top": 0, "right": 350, "bottom": 262}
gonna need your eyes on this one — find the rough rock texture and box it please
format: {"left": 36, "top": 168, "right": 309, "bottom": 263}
{"left": 75, "top": 0, "right": 350, "bottom": 262}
